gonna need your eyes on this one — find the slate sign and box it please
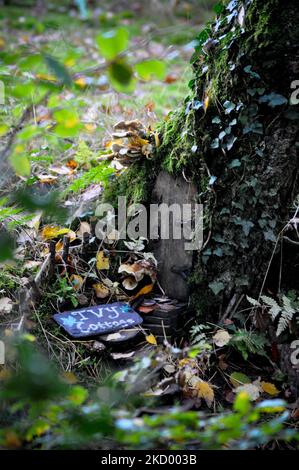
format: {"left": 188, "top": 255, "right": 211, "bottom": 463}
{"left": 53, "top": 302, "right": 143, "bottom": 338}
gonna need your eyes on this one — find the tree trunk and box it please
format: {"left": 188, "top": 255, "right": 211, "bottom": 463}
{"left": 152, "top": 0, "right": 299, "bottom": 320}
{"left": 105, "top": 0, "right": 299, "bottom": 346}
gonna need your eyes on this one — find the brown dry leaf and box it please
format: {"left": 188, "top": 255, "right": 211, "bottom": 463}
{"left": 37, "top": 174, "right": 58, "bottom": 184}
{"left": 122, "top": 276, "right": 138, "bottom": 290}
{"left": 96, "top": 250, "right": 110, "bottom": 270}
{"left": 164, "top": 74, "right": 178, "bottom": 84}
{"left": 70, "top": 274, "right": 84, "bottom": 291}
{"left": 93, "top": 282, "right": 110, "bottom": 299}
{"left": 146, "top": 334, "right": 157, "bottom": 346}
{"left": 49, "top": 165, "right": 74, "bottom": 175}
{"left": 66, "top": 159, "right": 78, "bottom": 169}
{"left": 260, "top": 381, "right": 279, "bottom": 396}
{"left": 41, "top": 225, "right": 70, "bottom": 240}
{"left": 111, "top": 351, "right": 135, "bottom": 360}
{"left": 196, "top": 381, "right": 214, "bottom": 407}
{"left": 77, "top": 221, "right": 91, "bottom": 238}
{"left": 23, "top": 260, "right": 41, "bottom": 270}
{"left": 0, "top": 297, "right": 13, "bottom": 315}
{"left": 218, "top": 354, "right": 228, "bottom": 370}
{"left": 119, "top": 260, "right": 156, "bottom": 283}
{"left": 212, "top": 329, "right": 231, "bottom": 347}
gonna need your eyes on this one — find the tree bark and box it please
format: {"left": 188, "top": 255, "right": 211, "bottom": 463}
{"left": 152, "top": 0, "right": 299, "bottom": 321}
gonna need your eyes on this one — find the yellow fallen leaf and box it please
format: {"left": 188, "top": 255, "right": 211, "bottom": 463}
{"left": 62, "top": 371, "right": 78, "bottom": 384}
{"left": 130, "top": 283, "right": 153, "bottom": 301}
{"left": 96, "top": 250, "right": 110, "bottom": 270}
{"left": 196, "top": 381, "right": 214, "bottom": 407}
{"left": 204, "top": 95, "right": 210, "bottom": 112}
{"left": 74, "top": 77, "right": 86, "bottom": 88}
{"left": 84, "top": 123, "right": 96, "bottom": 133}
{"left": 41, "top": 225, "right": 70, "bottom": 240}
{"left": 261, "top": 381, "right": 279, "bottom": 396}
{"left": 154, "top": 131, "right": 160, "bottom": 148}
{"left": 93, "top": 282, "right": 110, "bottom": 299}
{"left": 146, "top": 334, "right": 157, "bottom": 345}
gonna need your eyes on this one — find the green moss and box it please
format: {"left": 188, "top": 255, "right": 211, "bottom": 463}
{"left": 103, "top": 159, "right": 157, "bottom": 207}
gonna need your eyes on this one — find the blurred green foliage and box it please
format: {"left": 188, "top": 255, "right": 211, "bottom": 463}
{"left": 0, "top": 337, "right": 298, "bottom": 450}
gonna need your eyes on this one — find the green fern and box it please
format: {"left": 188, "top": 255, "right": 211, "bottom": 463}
{"left": 247, "top": 294, "right": 299, "bottom": 336}
{"left": 229, "top": 329, "right": 269, "bottom": 360}
{"left": 63, "top": 162, "right": 114, "bottom": 195}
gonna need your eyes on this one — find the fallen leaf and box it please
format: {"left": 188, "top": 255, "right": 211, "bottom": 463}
{"left": 164, "top": 364, "right": 176, "bottom": 374}
{"left": 96, "top": 250, "right": 110, "bottom": 270}
{"left": 130, "top": 283, "right": 154, "bottom": 301}
{"left": 261, "top": 381, "right": 279, "bottom": 396}
{"left": 111, "top": 351, "right": 135, "bottom": 360}
{"left": 66, "top": 159, "right": 78, "bottom": 169}
{"left": 70, "top": 274, "right": 84, "bottom": 291}
{"left": 77, "top": 221, "right": 91, "bottom": 238}
{"left": 105, "top": 332, "right": 122, "bottom": 341}
{"left": 122, "top": 276, "right": 138, "bottom": 290}
{"left": 62, "top": 372, "right": 78, "bottom": 384}
{"left": 213, "top": 329, "right": 231, "bottom": 347}
{"left": 196, "top": 381, "right": 214, "bottom": 407}
{"left": 146, "top": 334, "right": 157, "bottom": 345}
{"left": 0, "top": 297, "right": 13, "bottom": 315}
{"left": 49, "top": 165, "right": 73, "bottom": 175}
{"left": 37, "top": 174, "right": 58, "bottom": 184}
{"left": 235, "top": 383, "right": 260, "bottom": 401}
{"left": 23, "top": 260, "right": 41, "bottom": 270}
{"left": 41, "top": 225, "right": 70, "bottom": 240}
{"left": 230, "top": 372, "right": 250, "bottom": 388}
{"left": 93, "top": 282, "right": 110, "bottom": 299}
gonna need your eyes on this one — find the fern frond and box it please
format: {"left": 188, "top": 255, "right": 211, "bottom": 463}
{"left": 260, "top": 295, "right": 281, "bottom": 319}
{"left": 276, "top": 310, "right": 294, "bottom": 336}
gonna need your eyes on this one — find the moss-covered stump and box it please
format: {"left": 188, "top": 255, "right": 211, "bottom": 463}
{"left": 104, "top": 0, "right": 299, "bottom": 323}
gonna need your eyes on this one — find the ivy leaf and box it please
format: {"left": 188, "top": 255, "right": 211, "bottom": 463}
{"left": 209, "top": 281, "right": 225, "bottom": 295}
{"left": 259, "top": 92, "right": 288, "bottom": 107}
{"left": 228, "top": 159, "right": 241, "bottom": 169}
{"left": 244, "top": 65, "right": 261, "bottom": 80}
{"left": 210, "top": 138, "right": 219, "bottom": 149}
{"left": 96, "top": 28, "right": 129, "bottom": 60}
{"left": 223, "top": 100, "right": 236, "bottom": 114}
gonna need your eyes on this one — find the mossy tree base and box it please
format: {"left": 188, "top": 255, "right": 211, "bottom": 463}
{"left": 104, "top": 0, "right": 299, "bottom": 326}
